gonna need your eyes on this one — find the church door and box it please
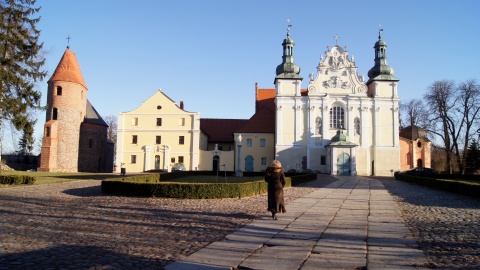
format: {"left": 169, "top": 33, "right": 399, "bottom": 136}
{"left": 245, "top": 155, "right": 254, "bottom": 172}
{"left": 155, "top": 155, "right": 160, "bottom": 170}
{"left": 212, "top": 155, "right": 220, "bottom": 171}
{"left": 337, "top": 153, "right": 350, "bottom": 175}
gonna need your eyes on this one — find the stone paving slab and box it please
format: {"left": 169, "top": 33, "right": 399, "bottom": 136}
{"left": 167, "top": 176, "right": 429, "bottom": 269}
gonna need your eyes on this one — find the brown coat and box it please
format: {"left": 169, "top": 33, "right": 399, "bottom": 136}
{"left": 264, "top": 166, "right": 286, "bottom": 213}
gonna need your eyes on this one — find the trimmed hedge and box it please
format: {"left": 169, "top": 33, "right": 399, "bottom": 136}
{"left": 102, "top": 173, "right": 317, "bottom": 198}
{"left": 394, "top": 172, "right": 480, "bottom": 198}
{"left": 0, "top": 175, "right": 36, "bottom": 185}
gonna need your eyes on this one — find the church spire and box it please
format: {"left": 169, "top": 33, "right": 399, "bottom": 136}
{"left": 275, "top": 20, "right": 302, "bottom": 81}
{"left": 367, "top": 29, "right": 398, "bottom": 84}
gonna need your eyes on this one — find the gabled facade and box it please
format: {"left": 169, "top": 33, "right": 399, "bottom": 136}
{"left": 115, "top": 90, "right": 200, "bottom": 172}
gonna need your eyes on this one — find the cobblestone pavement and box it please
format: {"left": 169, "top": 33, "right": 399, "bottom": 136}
{"left": 0, "top": 176, "right": 479, "bottom": 269}
{"left": 378, "top": 177, "right": 480, "bottom": 269}
{"left": 0, "top": 177, "right": 337, "bottom": 270}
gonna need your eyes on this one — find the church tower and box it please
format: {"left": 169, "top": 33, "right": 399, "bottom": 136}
{"left": 366, "top": 30, "right": 400, "bottom": 175}
{"left": 274, "top": 24, "right": 305, "bottom": 171}
{"left": 38, "top": 48, "right": 88, "bottom": 172}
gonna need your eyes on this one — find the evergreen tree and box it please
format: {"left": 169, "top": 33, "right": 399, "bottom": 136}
{"left": 0, "top": 0, "right": 46, "bottom": 156}
{"left": 465, "top": 140, "right": 480, "bottom": 174}
{"left": 18, "top": 119, "right": 35, "bottom": 155}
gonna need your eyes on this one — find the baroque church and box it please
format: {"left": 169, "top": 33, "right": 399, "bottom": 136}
{"left": 38, "top": 48, "right": 114, "bottom": 173}
{"left": 272, "top": 29, "right": 400, "bottom": 176}
{"left": 115, "top": 28, "right": 410, "bottom": 176}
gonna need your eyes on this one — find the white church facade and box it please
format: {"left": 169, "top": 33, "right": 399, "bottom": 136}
{"left": 273, "top": 30, "right": 400, "bottom": 176}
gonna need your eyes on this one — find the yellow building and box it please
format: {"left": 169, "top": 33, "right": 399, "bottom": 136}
{"left": 115, "top": 90, "right": 200, "bottom": 172}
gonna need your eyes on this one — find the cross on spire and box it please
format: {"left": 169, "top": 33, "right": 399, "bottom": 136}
{"left": 378, "top": 24, "right": 384, "bottom": 39}
{"left": 334, "top": 34, "right": 340, "bottom": 45}
{"left": 66, "top": 35, "right": 72, "bottom": 49}
{"left": 287, "top": 19, "right": 292, "bottom": 36}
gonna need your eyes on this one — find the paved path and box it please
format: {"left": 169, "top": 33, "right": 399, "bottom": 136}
{"left": 166, "top": 176, "right": 429, "bottom": 270}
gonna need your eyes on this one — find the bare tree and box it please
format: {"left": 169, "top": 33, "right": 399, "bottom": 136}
{"left": 424, "top": 80, "right": 456, "bottom": 173}
{"left": 399, "top": 98, "right": 428, "bottom": 130}
{"left": 424, "top": 79, "right": 480, "bottom": 174}
{"left": 455, "top": 79, "right": 480, "bottom": 174}
{"left": 104, "top": 115, "right": 117, "bottom": 160}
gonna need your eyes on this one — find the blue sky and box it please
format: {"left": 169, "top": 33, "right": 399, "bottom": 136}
{"left": 6, "top": 0, "right": 480, "bottom": 153}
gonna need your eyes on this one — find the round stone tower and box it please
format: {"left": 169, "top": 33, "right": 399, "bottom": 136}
{"left": 38, "top": 48, "right": 88, "bottom": 172}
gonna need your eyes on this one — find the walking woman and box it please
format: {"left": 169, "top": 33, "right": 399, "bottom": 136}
{"left": 264, "top": 160, "right": 286, "bottom": 220}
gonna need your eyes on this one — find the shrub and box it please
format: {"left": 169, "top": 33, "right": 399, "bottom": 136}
{"left": 0, "top": 175, "right": 36, "bottom": 185}
{"left": 102, "top": 173, "right": 317, "bottom": 198}
{"left": 394, "top": 172, "right": 480, "bottom": 198}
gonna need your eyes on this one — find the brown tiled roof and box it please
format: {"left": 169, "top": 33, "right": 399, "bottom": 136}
{"left": 48, "top": 49, "right": 87, "bottom": 88}
{"left": 256, "top": 88, "right": 276, "bottom": 112}
{"left": 236, "top": 106, "right": 275, "bottom": 133}
{"left": 200, "top": 119, "right": 248, "bottom": 142}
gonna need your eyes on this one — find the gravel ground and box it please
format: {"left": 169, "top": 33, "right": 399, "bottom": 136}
{"left": 0, "top": 176, "right": 337, "bottom": 269}
{"left": 378, "top": 177, "right": 480, "bottom": 269}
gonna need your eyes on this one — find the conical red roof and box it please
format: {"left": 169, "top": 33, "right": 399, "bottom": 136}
{"left": 48, "top": 49, "right": 87, "bottom": 89}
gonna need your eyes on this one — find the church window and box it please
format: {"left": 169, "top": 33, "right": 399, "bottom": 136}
{"left": 89, "top": 139, "right": 94, "bottom": 148}
{"left": 261, "top": 157, "right": 267, "bottom": 166}
{"left": 56, "top": 86, "right": 62, "bottom": 95}
{"left": 246, "top": 139, "right": 252, "bottom": 147}
{"left": 260, "top": 139, "right": 266, "bottom": 147}
{"left": 321, "top": 156, "right": 326, "bottom": 165}
{"left": 132, "top": 135, "right": 138, "bottom": 144}
{"left": 132, "top": 117, "right": 138, "bottom": 126}
{"left": 156, "top": 118, "right": 162, "bottom": 126}
{"left": 46, "top": 127, "right": 50, "bottom": 137}
{"left": 179, "top": 118, "right": 185, "bottom": 126}
{"left": 178, "top": 156, "right": 184, "bottom": 163}
{"left": 330, "top": 106, "right": 344, "bottom": 129}
{"left": 179, "top": 136, "right": 184, "bottom": 145}
{"left": 156, "top": 136, "right": 161, "bottom": 144}
{"left": 157, "top": 105, "right": 162, "bottom": 110}
{"left": 52, "top": 108, "right": 58, "bottom": 120}
{"left": 131, "top": 155, "right": 137, "bottom": 163}
{"left": 417, "top": 141, "right": 422, "bottom": 148}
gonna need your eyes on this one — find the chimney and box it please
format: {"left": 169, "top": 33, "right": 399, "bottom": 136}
{"left": 180, "top": 101, "right": 184, "bottom": 110}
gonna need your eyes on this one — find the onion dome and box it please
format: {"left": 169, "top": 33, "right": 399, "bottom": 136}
{"left": 275, "top": 28, "right": 302, "bottom": 81}
{"left": 366, "top": 30, "right": 398, "bottom": 84}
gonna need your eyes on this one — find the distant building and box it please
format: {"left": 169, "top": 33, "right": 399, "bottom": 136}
{"left": 399, "top": 125, "right": 432, "bottom": 170}
{"left": 38, "top": 48, "right": 114, "bottom": 172}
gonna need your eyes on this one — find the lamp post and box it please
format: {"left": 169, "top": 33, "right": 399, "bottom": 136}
{"left": 236, "top": 134, "right": 243, "bottom": 177}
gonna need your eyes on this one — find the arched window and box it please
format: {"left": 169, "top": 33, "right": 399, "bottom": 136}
{"left": 330, "top": 106, "right": 344, "bottom": 129}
